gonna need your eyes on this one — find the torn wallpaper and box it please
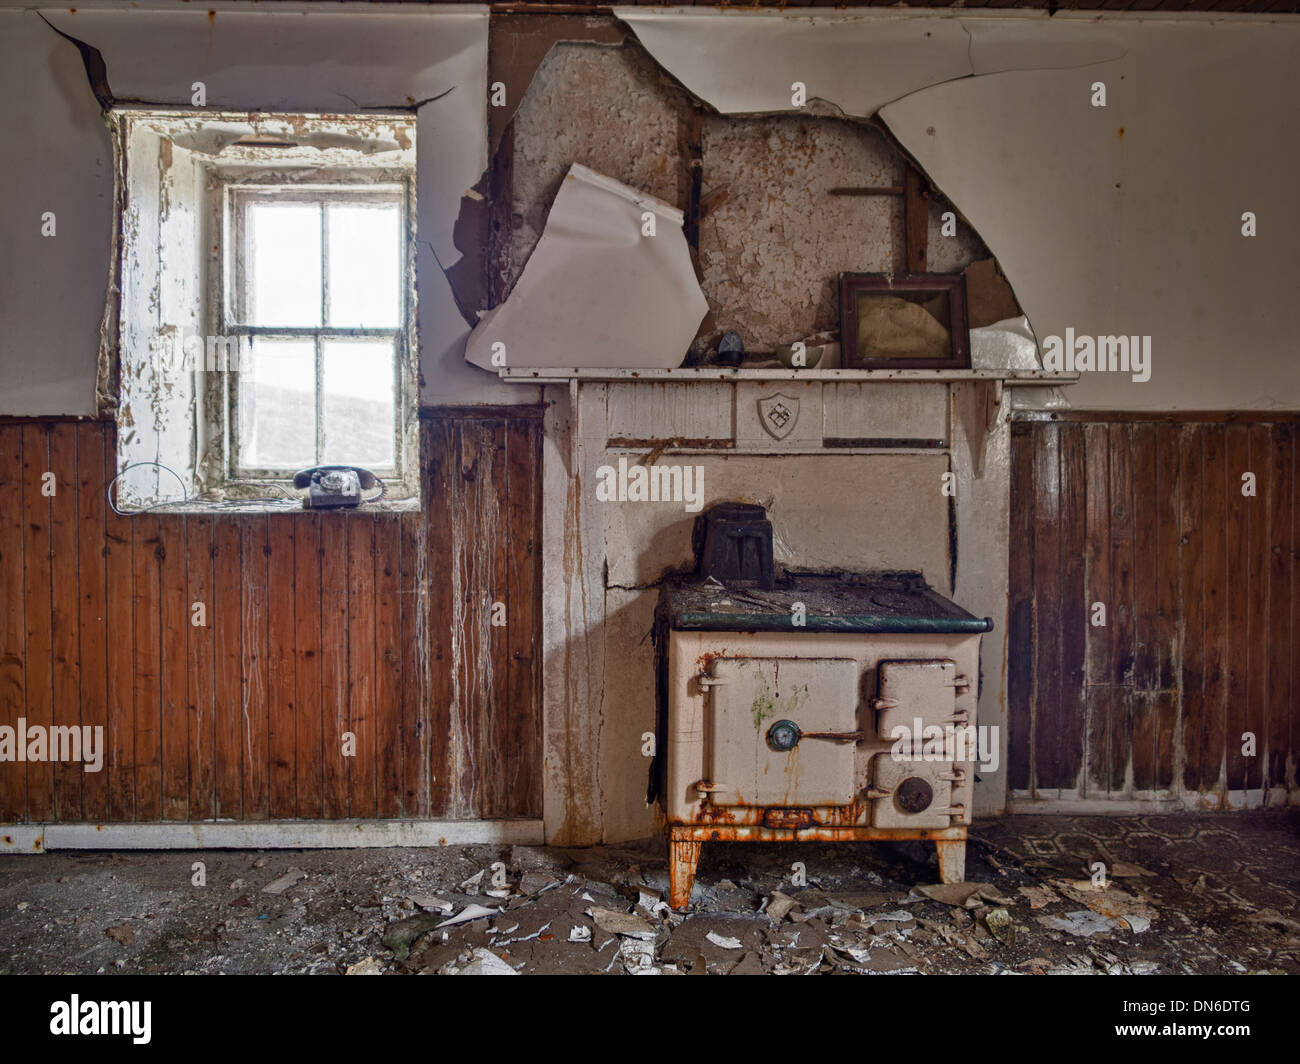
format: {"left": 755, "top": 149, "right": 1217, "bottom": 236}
{"left": 465, "top": 164, "right": 709, "bottom": 372}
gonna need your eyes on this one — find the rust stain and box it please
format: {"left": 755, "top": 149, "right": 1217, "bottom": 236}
{"left": 207, "top": 10, "right": 216, "bottom": 26}
{"left": 1117, "top": 126, "right": 1125, "bottom": 139}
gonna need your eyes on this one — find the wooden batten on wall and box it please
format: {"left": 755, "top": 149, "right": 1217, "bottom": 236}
{"left": 0, "top": 410, "right": 544, "bottom": 827}
{"left": 1009, "top": 412, "right": 1298, "bottom": 809}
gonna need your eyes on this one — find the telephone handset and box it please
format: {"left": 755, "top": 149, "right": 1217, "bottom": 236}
{"left": 292, "top": 465, "right": 385, "bottom": 509}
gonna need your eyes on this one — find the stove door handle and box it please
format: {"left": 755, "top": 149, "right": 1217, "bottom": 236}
{"left": 696, "top": 674, "right": 727, "bottom": 689}
{"left": 800, "top": 730, "right": 867, "bottom": 745}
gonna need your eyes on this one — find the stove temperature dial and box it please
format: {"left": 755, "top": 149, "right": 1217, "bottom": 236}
{"left": 767, "top": 719, "right": 801, "bottom": 751}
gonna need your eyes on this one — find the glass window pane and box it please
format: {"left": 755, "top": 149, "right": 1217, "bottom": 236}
{"left": 247, "top": 202, "right": 322, "bottom": 327}
{"left": 238, "top": 338, "right": 317, "bottom": 469}
{"left": 327, "top": 203, "right": 400, "bottom": 328}
{"left": 322, "top": 339, "right": 396, "bottom": 469}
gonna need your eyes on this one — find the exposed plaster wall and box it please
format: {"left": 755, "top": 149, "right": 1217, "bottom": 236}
{"left": 508, "top": 42, "right": 690, "bottom": 292}
{"left": 618, "top": 8, "right": 1300, "bottom": 412}
{"left": 699, "top": 116, "right": 984, "bottom": 348}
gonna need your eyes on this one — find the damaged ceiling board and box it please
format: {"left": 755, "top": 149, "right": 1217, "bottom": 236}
{"left": 465, "top": 164, "right": 708, "bottom": 371}
{"left": 0, "top": 11, "right": 115, "bottom": 415}
{"left": 614, "top": 10, "right": 1124, "bottom": 117}
{"left": 881, "top": 20, "right": 1300, "bottom": 410}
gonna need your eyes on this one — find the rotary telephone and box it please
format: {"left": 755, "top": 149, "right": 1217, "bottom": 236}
{"left": 292, "top": 465, "right": 385, "bottom": 509}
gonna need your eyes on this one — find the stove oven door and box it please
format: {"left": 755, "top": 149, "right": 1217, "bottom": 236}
{"left": 703, "top": 657, "right": 859, "bottom": 808}
{"left": 871, "top": 659, "right": 971, "bottom": 828}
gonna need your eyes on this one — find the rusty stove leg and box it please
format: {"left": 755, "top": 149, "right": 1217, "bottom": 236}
{"left": 668, "top": 831, "right": 702, "bottom": 910}
{"left": 935, "top": 838, "right": 966, "bottom": 884}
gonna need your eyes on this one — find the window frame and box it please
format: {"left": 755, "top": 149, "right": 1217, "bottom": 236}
{"left": 201, "top": 163, "right": 420, "bottom": 499}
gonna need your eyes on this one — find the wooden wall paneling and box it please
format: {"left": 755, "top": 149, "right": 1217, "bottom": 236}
{"left": 1244, "top": 425, "right": 1270, "bottom": 793}
{"left": 399, "top": 508, "right": 428, "bottom": 817}
{"left": 0, "top": 408, "right": 546, "bottom": 825}
{"left": 48, "top": 424, "right": 81, "bottom": 821}
{"left": 1082, "top": 423, "right": 1111, "bottom": 795}
{"left": 452, "top": 421, "right": 490, "bottom": 817}
{"left": 505, "top": 418, "right": 543, "bottom": 817}
{"left": 1224, "top": 425, "right": 1250, "bottom": 792}
{"left": 1265, "top": 423, "right": 1294, "bottom": 793}
{"left": 104, "top": 428, "right": 135, "bottom": 822}
{"left": 319, "top": 516, "right": 349, "bottom": 819}
{"left": 1177, "top": 425, "right": 1206, "bottom": 796}
{"left": 374, "top": 515, "right": 404, "bottom": 819}
{"left": 1199, "top": 427, "right": 1228, "bottom": 799}
{"left": 76, "top": 422, "right": 109, "bottom": 821}
{"left": 211, "top": 518, "right": 243, "bottom": 819}
{"left": 267, "top": 518, "right": 297, "bottom": 819}
{"left": 425, "top": 419, "right": 455, "bottom": 816}
{"left": 1006, "top": 425, "right": 1035, "bottom": 793}
{"left": 1030, "top": 421, "right": 1061, "bottom": 794}
{"left": 158, "top": 517, "right": 190, "bottom": 821}
{"left": 1130, "top": 423, "right": 1159, "bottom": 791}
{"left": 130, "top": 514, "right": 161, "bottom": 821}
{"left": 346, "top": 516, "right": 377, "bottom": 819}
{"left": 1106, "top": 423, "right": 1135, "bottom": 794}
{"left": 0, "top": 425, "right": 27, "bottom": 821}
{"left": 21, "top": 425, "right": 54, "bottom": 821}
{"left": 1153, "top": 424, "right": 1181, "bottom": 789}
{"left": 239, "top": 517, "right": 269, "bottom": 819}
{"left": 293, "top": 512, "right": 324, "bottom": 819}
{"left": 482, "top": 418, "right": 513, "bottom": 818}
{"left": 185, "top": 516, "right": 215, "bottom": 821}
{"left": 1291, "top": 427, "right": 1300, "bottom": 796}
{"left": 1056, "top": 424, "right": 1087, "bottom": 793}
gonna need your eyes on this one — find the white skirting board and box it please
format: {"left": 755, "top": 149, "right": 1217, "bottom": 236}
{"left": 0, "top": 819, "right": 545, "bottom": 854}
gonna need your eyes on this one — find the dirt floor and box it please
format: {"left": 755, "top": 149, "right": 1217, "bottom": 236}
{"left": 1, "top": 812, "right": 1297, "bottom": 975}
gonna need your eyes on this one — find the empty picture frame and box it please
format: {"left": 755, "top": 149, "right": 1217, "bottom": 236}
{"left": 839, "top": 273, "right": 970, "bottom": 370}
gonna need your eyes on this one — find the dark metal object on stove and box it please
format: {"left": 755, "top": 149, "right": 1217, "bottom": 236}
{"left": 697, "top": 502, "right": 774, "bottom": 588}
{"left": 716, "top": 330, "right": 744, "bottom": 367}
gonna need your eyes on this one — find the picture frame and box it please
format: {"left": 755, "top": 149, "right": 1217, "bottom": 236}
{"left": 838, "top": 272, "right": 970, "bottom": 370}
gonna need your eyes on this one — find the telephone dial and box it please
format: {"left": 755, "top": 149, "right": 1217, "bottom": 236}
{"left": 292, "top": 466, "right": 385, "bottom": 509}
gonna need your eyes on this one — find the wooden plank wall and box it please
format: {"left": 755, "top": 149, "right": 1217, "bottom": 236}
{"left": 1009, "top": 413, "right": 1298, "bottom": 805}
{"left": 0, "top": 410, "right": 543, "bottom": 823}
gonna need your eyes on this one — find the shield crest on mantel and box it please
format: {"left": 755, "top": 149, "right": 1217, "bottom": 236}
{"left": 757, "top": 393, "right": 799, "bottom": 441}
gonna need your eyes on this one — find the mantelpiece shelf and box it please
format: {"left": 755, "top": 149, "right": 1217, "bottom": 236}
{"left": 498, "top": 367, "right": 1079, "bottom": 385}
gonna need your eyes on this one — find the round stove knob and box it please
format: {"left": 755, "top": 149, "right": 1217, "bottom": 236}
{"left": 767, "top": 719, "right": 801, "bottom": 752}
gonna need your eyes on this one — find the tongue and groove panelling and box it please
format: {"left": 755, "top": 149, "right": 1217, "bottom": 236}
{"left": 1009, "top": 413, "right": 1298, "bottom": 807}
{"left": 0, "top": 411, "right": 542, "bottom": 823}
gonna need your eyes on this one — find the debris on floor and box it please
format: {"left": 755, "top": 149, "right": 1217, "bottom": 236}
{"left": 1, "top": 812, "right": 1296, "bottom": 975}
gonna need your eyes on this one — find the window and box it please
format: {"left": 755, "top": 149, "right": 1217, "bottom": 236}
{"left": 226, "top": 186, "right": 406, "bottom": 478}
{"left": 111, "top": 112, "right": 418, "bottom": 510}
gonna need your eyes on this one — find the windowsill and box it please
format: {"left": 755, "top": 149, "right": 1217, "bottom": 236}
{"left": 115, "top": 497, "right": 421, "bottom": 516}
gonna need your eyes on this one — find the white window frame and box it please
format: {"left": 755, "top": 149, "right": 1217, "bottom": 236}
{"left": 220, "top": 181, "right": 411, "bottom": 482}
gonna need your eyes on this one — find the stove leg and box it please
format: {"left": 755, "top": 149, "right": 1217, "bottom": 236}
{"left": 668, "top": 835, "right": 702, "bottom": 910}
{"left": 935, "top": 839, "right": 966, "bottom": 884}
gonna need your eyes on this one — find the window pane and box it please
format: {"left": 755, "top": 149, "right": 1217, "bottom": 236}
{"left": 322, "top": 339, "right": 396, "bottom": 469}
{"left": 238, "top": 338, "right": 317, "bottom": 469}
{"left": 327, "top": 203, "right": 400, "bottom": 328}
{"left": 248, "top": 202, "right": 322, "bottom": 327}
